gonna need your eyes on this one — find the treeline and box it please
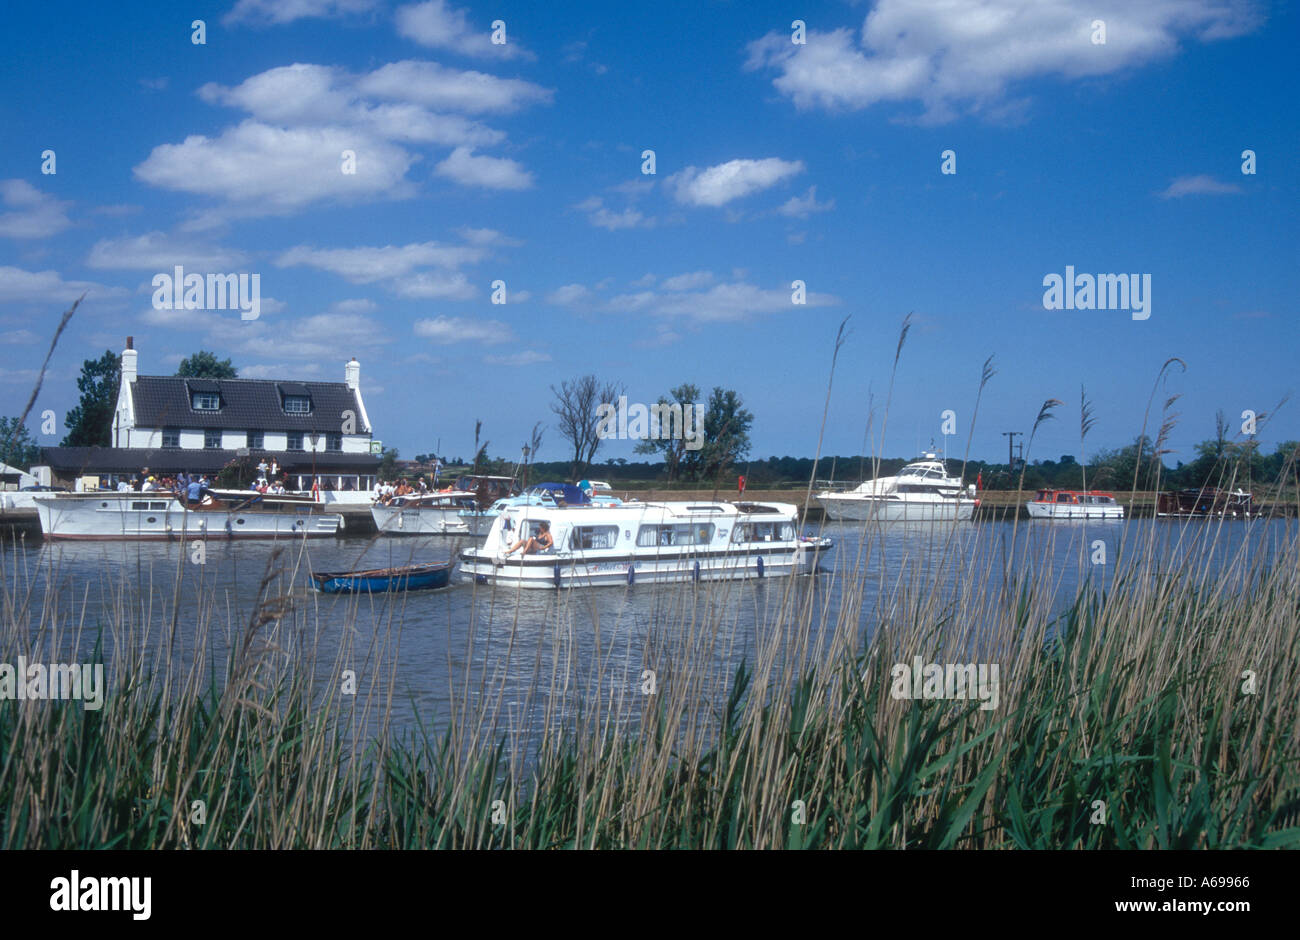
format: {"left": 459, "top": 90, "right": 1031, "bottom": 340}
{"left": 456, "top": 434, "right": 1298, "bottom": 492}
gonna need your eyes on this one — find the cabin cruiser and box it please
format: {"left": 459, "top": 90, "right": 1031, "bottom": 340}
{"left": 1026, "top": 489, "right": 1124, "bottom": 520}
{"left": 1156, "top": 487, "right": 1259, "bottom": 519}
{"left": 460, "top": 500, "right": 832, "bottom": 589}
{"left": 815, "top": 454, "right": 977, "bottom": 522}
{"left": 33, "top": 491, "right": 342, "bottom": 540}
{"left": 371, "top": 474, "right": 517, "bottom": 536}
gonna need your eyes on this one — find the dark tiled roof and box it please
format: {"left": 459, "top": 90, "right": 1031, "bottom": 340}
{"left": 40, "top": 447, "right": 379, "bottom": 475}
{"left": 131, "top": 375, "right": 366, "bottom": 432}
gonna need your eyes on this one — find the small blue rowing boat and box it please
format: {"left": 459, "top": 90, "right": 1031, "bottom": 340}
{"left": 310, "top": 561, "right": 452, "bottom": 594}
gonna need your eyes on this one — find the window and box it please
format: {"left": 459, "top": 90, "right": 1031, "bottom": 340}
{"left": 286, "top": 432, "right": 304, "bottom": 451}
{"left": 192, "top": 392, "right": 221, "bottom": 411}
{"left": 570, "top": 525, "right": 619, "bottom": 550}
{"left": 284, "top": 396, "right": 311, "bottom": 414}
{"left": 636, "top": 523, "right": 715, "bottom": 547}
{"left": 247, "top": 431, "right": 264, "bottom": 450}
{"left": 326, "top": 433, "right": 343, "bottom": 451}
{"left": 732, "top": 522, "right": 794, "bottom": 543}
{"left": 204, "top": 429, "right": 222, "bottom": 449}
{"left": 162, "top": 428, "right": 180, "bottom": 448}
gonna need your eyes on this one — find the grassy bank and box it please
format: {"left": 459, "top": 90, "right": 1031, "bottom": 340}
{"left": 1, "top": 515, "right": 1298, "bottom": 849}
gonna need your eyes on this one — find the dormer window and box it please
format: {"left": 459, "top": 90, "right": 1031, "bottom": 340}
{"left": 187, "top": 379, "right": 222, "bottom": 412}
{"left": 278, "top": 382, "right": 313, "bottom": 415}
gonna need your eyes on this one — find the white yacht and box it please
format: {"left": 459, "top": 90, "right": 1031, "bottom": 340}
{"left": 371, "top": 491, "right": 483, "bottom": 535}
{"left": 816, "top": 454, "right": 977, "bottom": 522}
{"left": 460, "top": 500, "right": 832, "bottom": 589}
{"left": 33, "top": 492, "right": 342, "bottom": 540}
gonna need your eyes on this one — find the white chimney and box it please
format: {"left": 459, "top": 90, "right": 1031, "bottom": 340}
{"left": 345, "top": 357, "right": 360, "bottom": 390}
{"left": 121, "top": 335, "right": 138, "bottom": 384}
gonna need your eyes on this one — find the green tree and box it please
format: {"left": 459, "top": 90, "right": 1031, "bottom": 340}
{"left": 697, "top": 387, "right": 753, "bottom": 482}
{"left": 176, "top": 350, "right": 237, "bottom": 378}
{"left": 633, "top": 382, "right": 701, "bottom": 482}
{"left": 0, "top": 417, "right": 40, "bottom": 468}
{"left": 378, "top": 446, "right": 399, "bottom": 480}
{"left": 62, "top": 350, "right": 120, "bottom": 447}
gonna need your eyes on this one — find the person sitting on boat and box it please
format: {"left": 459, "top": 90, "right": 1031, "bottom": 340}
{"left": 502, "top": 521, "right": 553, "bottom": 558}
{"left": 186, "top": 478, "right": 203, "bottom": 504}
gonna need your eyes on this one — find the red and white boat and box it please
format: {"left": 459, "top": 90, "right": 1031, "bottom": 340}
{"left": 1026, "top": 489, "right": 1124, "bottom": 520}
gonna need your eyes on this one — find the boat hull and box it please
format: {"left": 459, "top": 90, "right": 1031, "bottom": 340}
{"left": 1026, "top": 502, "right": 1123, "bottom": 520}
{"left": 460, "top": 543, "right": 826, "bottom": 589}
{"left": 35, "top": 495, "right": 341, "bottom": 540}
{"left": 371, "top": 503, "right": 471, "bottom": 535}
{"left": 311, "top": 562, "right": 452, "bottom": 594}
{"left": 817, "top": 495, "right": 975, "bottom": 522}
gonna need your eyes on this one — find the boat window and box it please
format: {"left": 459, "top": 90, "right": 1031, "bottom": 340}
{"left": 637, "top": 523, "right": 715, "bottom": 547}
{"left": 570, "top": 525, "right": 619, "bottom": 550}
{"left": 732, "top": 521, "right": 794, "bottom": 543}
{"left": 1056, "top": 493, "right": 1073, "bottom": 503}
{"left": 131, "top": 501, "right": 148, "bottom": 510}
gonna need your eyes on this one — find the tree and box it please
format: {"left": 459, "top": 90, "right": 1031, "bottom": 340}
{"left": 176, "top": 350, "right": 237, "bottom": 378}
{"left": 62, "top": 350, "right": 120, "bottom": 447}
{"left": 0, "top": 417, "right": 40, "bottom": 468}
{"left": 633, "top": 382, "right": 700, "bottom": 481}
{"left": 378, "top": 447, "right": 399, "bottom": 480}
{"left": 698, "top": 387, "right": 753, "bottom": 481}
{"left": 550, "top": 374, "right": 622, "bottom": 478}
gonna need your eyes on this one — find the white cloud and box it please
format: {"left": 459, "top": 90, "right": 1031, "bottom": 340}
{"left": 326, "top": 298, "right": 379, "bottom": 315}
{"left": 435, "top": 147, "right": 533, "bottom": 190}
{"left": 661, "top": 271, "right": 714, "bottom": 291}
{"left": 358, "top": 60, "right": 550, "bottom": 114}
{"left": 87, "top": 232, "right": 247, "bottom": 270}
{"left": 135, "top": 120, "right": 416, "bottom": 212}
{"left": 277, "top": 241, "right": 487, "bottom": 283}
{"left": 666, "top": 158, "right": 804, "bottom": 207}
{"left": 778, "top": 185, "right": 835, "bottom": 218}
{"left": 391, "top": 271, "right": 476, "bottom": 300}
{"left": 1157, "top": 174, "right": 1244, "bottom": 198}
{"left": 546, "top": 284, "right": 591, "bottom": 306}
{"left": 484, "top": 350, "right": 551, "bottom": 366}
{"left": 0, "top": 329, "right": 40, "bottom": 344}
{"left": 224, "top": 0, "right": 378, "bottom": 26}
{"left": 0, "top": 266, "right": 124, "bottom": 304}
{"left": 413, "top": 315, "right": 513, "bottom": 344}
{"left": 395, "top": 0, "right": 533, "bottom": 60}
{"left": 575, "top": 196, "right": 648, "bottom": 230}
{"left": 746, "top": 0, "right": 1262, "bottom": 123}
{"left": 0, "top": 180, "right": 72, "bottom": 240}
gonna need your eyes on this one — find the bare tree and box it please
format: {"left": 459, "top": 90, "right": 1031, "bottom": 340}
{"left": 550, "top": 375, "right": 622, "bottom": 478}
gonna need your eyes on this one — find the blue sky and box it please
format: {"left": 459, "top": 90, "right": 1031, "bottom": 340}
{"left": 1, "top": 0, "right": 1296, "bottom": 467}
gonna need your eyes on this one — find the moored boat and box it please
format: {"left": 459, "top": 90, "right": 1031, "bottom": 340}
{"left": 1156, "top": 487, "right": 1260, "bottom": 519}
{"left": 1026, "top": 489, "right": 1124, "bottom": 520}
{"left": 33, "top": 491, "right": 342, "bottom": 540}
{"left": 816, "top": 454, "right": 976, "bottom": 522}
{"left": 310, "top": 561, "right": 452, "bottom": 594}
{"left": 460, "top": 500, "right": 831, "bottom": 589}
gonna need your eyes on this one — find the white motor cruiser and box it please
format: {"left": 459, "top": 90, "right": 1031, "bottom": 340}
{"left": 33, "top": 492, "right": 342, "bottom": 540}
{"left": 815, "top": 453, "right": 977, "bottom": 522}
{"left": 460, "top": 500, "right": 832, "bottom": 589}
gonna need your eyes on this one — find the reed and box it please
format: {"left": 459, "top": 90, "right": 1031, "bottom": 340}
{"left": 1, "top": 503, "right": 1296, "bottom": 849}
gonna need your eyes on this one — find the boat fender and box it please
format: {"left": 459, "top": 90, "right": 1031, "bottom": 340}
{"left": 627, "top": 564, "right": 635, "bottom": 586}
{"left": 553, "top": 563, "right": 561, "bottom": 588}
{"left": 757, "top": 556, "right": 765, "bottom": 578}
{"left": 693, "top": 560, "right": 700, "bottom": 582}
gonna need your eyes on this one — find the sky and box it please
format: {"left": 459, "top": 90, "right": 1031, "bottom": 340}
{"left": 1, "top": 0, "right": 1296, "bottom": 468}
